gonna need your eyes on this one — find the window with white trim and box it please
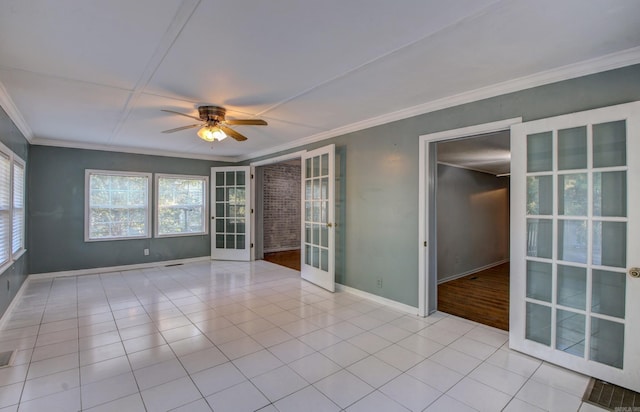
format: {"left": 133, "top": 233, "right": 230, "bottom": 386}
{"left": 85, "top": 170, "right": 152, "bottom": 241}
{"left": 155, "top": 174, "right": 208, "bottom": 237}
{"left": 0, "top": 152, "right": 11, "bottom": 267}
{"left": 0, "top": 142, "right": 26, "bottom": 273}
{"left": 12, "top": 159, "right": 25, "bottom": 256}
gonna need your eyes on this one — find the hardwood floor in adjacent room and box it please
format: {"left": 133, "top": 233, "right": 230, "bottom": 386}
{"left": 263, "top": 249, "right": 301, "bottom": 271}
{"left": 437, "top": 262, "right": 509, "bottom": 331}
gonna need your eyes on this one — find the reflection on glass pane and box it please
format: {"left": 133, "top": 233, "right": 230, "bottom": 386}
{"left": 527, "top": 219, "right": 552, "bottom": 259}
{"left": 226, "top": 219, "right": 236, "bottom": 233}
{"left": 527, "top": 132, "right": 553, "bottom": 172}
{"left": 312, "top": 246, "right": 320, "bottom": 268}
{"left": 216, "top": 234, "right": 225, "bottom": 248}
{"left": 526, "top": 302, "right": 551, "bottom": 346}
{"left": 321, "top": 202, "right": 327, "bottom": 223}
{"left": 558, "top": 174, "right": 587, "bottom": 216}
{"left": 305, "top": 202, "right": 312, "bottom": 221}
{"left": 313, "top": 224, "right": 320, "bottom": 245}
{"left": 558, "top": 220, "right": 587, "bottom": 264}
{"left": 305, "top": 244, "right": 311, "bottom": 265}
{"left": 236, "top": 220, "right": 245, "bottom": 234}
{"left": 558, "top": 126, "right": 587, "bottom": 170}
{"left": 313, "top": 201, "right": 320, "bottom": 222}
{"left": 305, "top": 181, "right": 312, "bottom": 200}
{"left": 321, "top": 154, "right": 329, "bottom": 176}
{"left": 226, "top": 234, "right": 235, "bottom": 249}
{"left": 593, "top": 120, "right": 626, "bottom": 168}
{"left": 527, "top": 176, "right": 553, "bottom": 215}
{"left": 313, "top": 179, "right": 320, "bottom": 199}
{"left": 216, "top": 219, "right": 225, "bottom": 234}
{"left": 227, "top": 205, "right": 236, "bottom": 218}
{"left": 237, "top": 172, "right": 245, "bottom": 186}
{"left": 321, "top": 249, "right": 328, "bottom": 271}
{"left": 321, "top": 178, "right": 328, "bottom": 200}
{"left": 590, "top": 318, "right": 624, "bottom": 369}
{"left": 237, "top": 235, "right": 245, "bottom": 249}
{"left": 592, "top": 221, "right": 626, "bottom": 268}
{"left": 526, "top": 261, "right": 552, "bottom": 302}
{"left": 313, "top": 156, "right": 319, "bottom": 178}
{"left": 593, "top": 172, "right": 626, "bottom": 217}
{"left": 305, "top": 223, "right": 312, "bottom": 243}
{"left": 556, "top": 310, "right": 585, "bottom": 357}
{"left": 216, "top": 188, "right": 225, "bottom": 202}
{"left": 226, "top": 171, "right": 235, "bottom": 186}
{"left": 216, "top": 203, "right": 225, "bottom": 217}
{"left": 321, "top": 225, "right": 328, "bottom": 248}
{"left": 235, "top": 188, "right": 246, "bottom": 204}
{"left": 216, "top": 172, "right": 224, "bottom": 186}
{"left": 592, "top": 269, "right": 626, "bottom": 319}
{"left": 557, "top": 265, "right": 586, "bottom": 310}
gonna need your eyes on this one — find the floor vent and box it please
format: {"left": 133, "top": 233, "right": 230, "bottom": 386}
{"left": 583, "top": 378, "right": 639, "bottom": 410}
{"left": 165, "top": 263, "right": 184, "bottom": 267}
{"left": 0, "top": 350, "right": 15, "bottom": 368}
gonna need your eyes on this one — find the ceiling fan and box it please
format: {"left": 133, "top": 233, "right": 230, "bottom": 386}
{"left": 161, "top": 106, "right": 267, "bottom": 142}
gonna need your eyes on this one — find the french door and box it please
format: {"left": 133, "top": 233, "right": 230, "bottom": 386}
{"left": 211, "top": 166, "right": 251, "bottom": 261}
{"left": 510, "top": 102, "right": 640, "bottom": 391}
{"left": 301, "top": 145, "right": 335, "bottom": 291}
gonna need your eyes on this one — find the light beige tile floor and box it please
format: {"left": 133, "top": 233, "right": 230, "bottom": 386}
{"left": 0, "top": 260, "right": 605, "bottom": 411}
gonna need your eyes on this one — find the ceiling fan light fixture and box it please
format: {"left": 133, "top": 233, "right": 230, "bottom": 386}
{"left": 197, "top": 125, "right": 227, "bottom": 142}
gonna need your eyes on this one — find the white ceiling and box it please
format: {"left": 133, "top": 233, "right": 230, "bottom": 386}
{"left": 1, "top": 0, "right": 639, "bottom": 162}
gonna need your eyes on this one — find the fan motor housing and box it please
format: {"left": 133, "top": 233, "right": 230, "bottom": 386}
{"left": 198, "top": 106, "right": 226, "bottom": 122}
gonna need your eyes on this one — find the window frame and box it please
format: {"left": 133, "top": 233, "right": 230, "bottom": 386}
{"left": 154, "top": 173, "right": 209, "bottom": 238}
{"left": 0, "top": 140, "right": 26, "bottom": 276}
{"left": 11, "top": 156, "right": 25, "bottom": 259}
{"left": 84, "top": 169, "right": 153, "bottom": 242}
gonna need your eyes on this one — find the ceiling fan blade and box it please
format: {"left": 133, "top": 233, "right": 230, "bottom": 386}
{"left": 162, "top": 124, "right": 201, "bottom": 133}
{"left": 220, "top": 125, "right": 248, "bottom": 141}
{"left": 161, "top": 109, "right": 202, "bottom": 122}
{"left": 224, "top": 119, "right": 268, "bottom": 126}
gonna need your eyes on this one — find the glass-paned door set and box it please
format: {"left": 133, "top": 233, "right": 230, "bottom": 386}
{"left": 211, "top": 166, "right": 250, "bottom": 261}
{"left": 511, "top": 102, "right": 640, "bottom": 392}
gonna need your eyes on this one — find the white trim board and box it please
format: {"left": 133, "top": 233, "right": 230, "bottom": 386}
{"left": 335, "top": 283, "right": 419, "bottom": 316}
{"left": 29, "top": 256, "right": 211, "bottom": 280}
{"left": 0, "top": 276, "right": 30, "bottom": 330}
{"left": 437, "top": 259, "right": 510, "bottom": 285}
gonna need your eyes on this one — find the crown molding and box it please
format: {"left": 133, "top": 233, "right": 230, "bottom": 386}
{"left": 237, "top": 46, "right": 640, "bottom": 163}
{"left": 0, "top": 80, "right": 34, "bottom": 142}
{"left": 31, "top": 137, "right": 235, "bottom": 162}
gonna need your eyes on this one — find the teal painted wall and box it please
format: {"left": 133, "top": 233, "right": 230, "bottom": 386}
{"left": 28, "top": 146, "right": 231, "bottom": 274}
{"left": 249, "top": 64, "right": 640, "bottom": 308}
{"left": 0, "top": 107, "right": 29, "bottom": 317}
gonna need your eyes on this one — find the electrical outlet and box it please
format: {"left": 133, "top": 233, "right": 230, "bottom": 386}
{"left": 144, "top": 248, "right": 150, "bottom": 256}
{"left": 377, "top": 278, "right": 383, "bottom": 288}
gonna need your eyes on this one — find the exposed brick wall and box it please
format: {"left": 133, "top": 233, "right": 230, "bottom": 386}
{"left": 263, "top": 163, "right": 301, "bottom": 252}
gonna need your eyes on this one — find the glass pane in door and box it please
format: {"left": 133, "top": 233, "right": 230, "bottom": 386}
{"left": 215, "top": 170, "right": 246, "bottom": 250}
{"left": 523, "top": 120, "right": 628, "bottom": 369}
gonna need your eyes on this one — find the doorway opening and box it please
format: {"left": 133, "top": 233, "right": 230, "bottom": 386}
{"left": 255, "top": 159, "right": 302, "bottom": 271}
{"left": 434, "top": 131, "right": 511, "bottom": 330}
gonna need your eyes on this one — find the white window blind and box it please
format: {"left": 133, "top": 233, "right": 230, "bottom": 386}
{"left": 12, "top": 161, "right": 25, "bottom": 255}
{"left": 86, "top": 171, "right": 151, "bottom": 241}
{"left": 0, "top": 153, "right": 11, "bottom": 266}
{"left": 156, "top": 175, "right": 208, "bottom": 237}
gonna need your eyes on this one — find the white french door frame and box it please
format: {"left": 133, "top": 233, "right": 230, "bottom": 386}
{"left": 250, "top": 150, "right": 306, "bottom": 262}
{"left": 417, "top": 118, "right": 522, "bottom": 317}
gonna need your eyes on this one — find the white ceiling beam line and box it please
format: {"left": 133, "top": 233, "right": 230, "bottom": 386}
{"left": 236, "top": 46, "right": 640, "bottom": 163}
{"left": 109, "top": 0, "right": 202, "bottom": 142}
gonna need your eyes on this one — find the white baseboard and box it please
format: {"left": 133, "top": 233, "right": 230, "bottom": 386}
{"left": 437, "top": 259, "right": 509, "bottom": 285}
{"left": 29, "top": 256, "right": 212, "bottom": 280}
{"left": 336, "top": 283, "right": 419, "bottom": 316}
{"left": 0, "top": 276, "right": 30, "bottom": 330}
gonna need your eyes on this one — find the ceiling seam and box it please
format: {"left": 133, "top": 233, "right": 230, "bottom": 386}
{"left": 254, "top": 0, "right": 508, "bottom": 118}
{"left": 108, "top": 0, "right": 202, "bottom": 143}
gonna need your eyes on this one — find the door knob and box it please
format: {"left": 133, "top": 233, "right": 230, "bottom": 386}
{"left": 326, "top": 222, "right": 333, "bottom": 228}
{"left": 630, "top": 267, "right": 640, "bottom": 278}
